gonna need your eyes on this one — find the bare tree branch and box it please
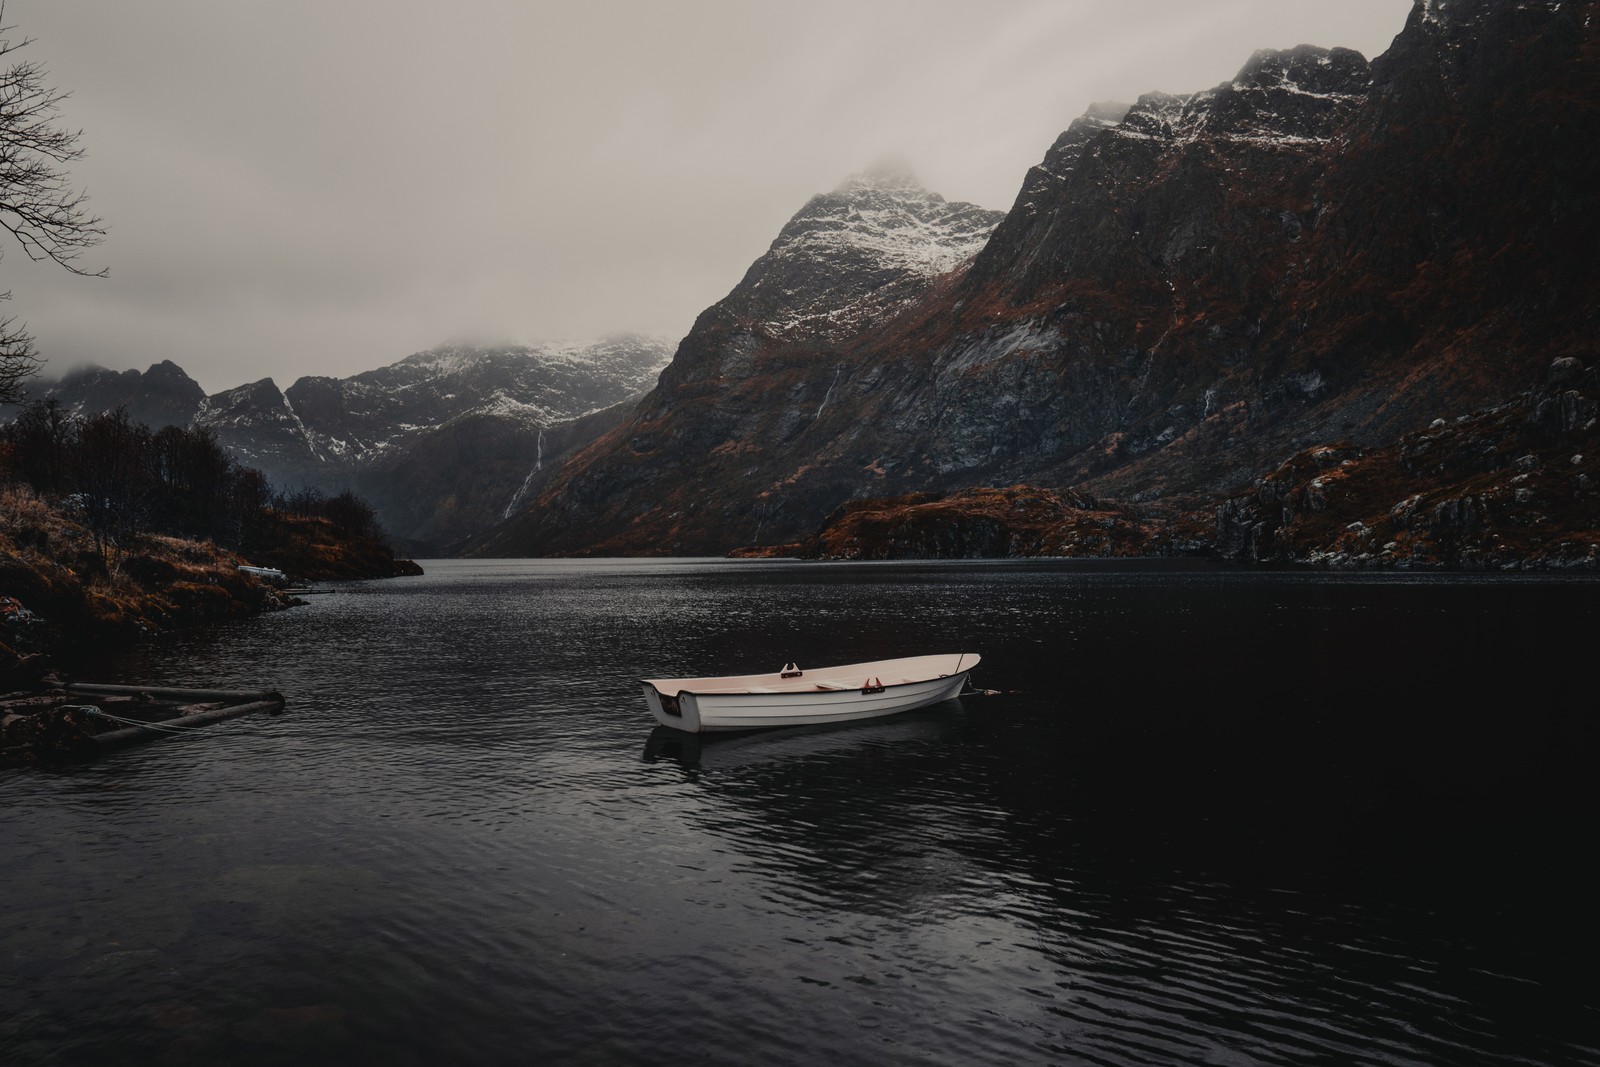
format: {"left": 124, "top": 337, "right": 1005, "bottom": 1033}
{"left": 0, "top": 289, "right": 39, "bottom": 404}
{"left": 0, "top": 2, "right": 106, "bottom": 404}
{"left": 0, "top": 19, "right": 106, "bottom": 275}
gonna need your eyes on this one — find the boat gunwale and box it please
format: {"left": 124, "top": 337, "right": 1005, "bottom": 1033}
{"left": 674, "top": 675, "right": 962, "bottom": 699}
{"left": 639, "top": 654, "right": 979, "bottom": 699}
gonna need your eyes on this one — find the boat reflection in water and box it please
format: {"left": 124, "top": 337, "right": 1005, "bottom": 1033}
{"left": 641, "top": 706, "right": 966, "bottom": 772}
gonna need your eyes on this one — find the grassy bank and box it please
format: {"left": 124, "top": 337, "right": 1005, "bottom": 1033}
{"left": 0, "top": 486, "right": 418, "bottom": 687}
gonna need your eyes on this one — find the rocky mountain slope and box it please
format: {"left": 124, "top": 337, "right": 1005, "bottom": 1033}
{"left": 1211, "top": 357, "right": 1600, "bottom": 568}
{"left": 791, "top": 355, "right": 1599, "bottom": 568}
{"left": 697, "top": 161, "right": 1005, "bottom": 349}
{"left": 479, "top": 167, "right": 1007, "bottom": 555}
{"left": 27, "top": 335, "right": 673, "bottom": 552}
{"left": 482, "top": 0, "right": 1599, "bottom": 560}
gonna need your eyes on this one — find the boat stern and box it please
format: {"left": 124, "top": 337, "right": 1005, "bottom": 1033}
{"left": 642, "top": 683, "right": 702, "bottom": 733}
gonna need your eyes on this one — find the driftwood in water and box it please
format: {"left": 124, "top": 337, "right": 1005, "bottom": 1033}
{"left": 85, "top": 698, "right": 285, "bottom": 748}
{"left": 1, "top": 684, "right": 286, "bottom": 762}
{"left": 65, "top": 683, "right": 283, "bottom": 704}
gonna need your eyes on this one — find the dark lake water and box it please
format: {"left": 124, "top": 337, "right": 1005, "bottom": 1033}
{"left": 3, "top": 558, "right": 1598, "bottom": 1066}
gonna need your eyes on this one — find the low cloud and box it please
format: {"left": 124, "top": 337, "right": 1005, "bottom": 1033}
{"left": 9, "top": 0, "right": 1408, "bottom": 393}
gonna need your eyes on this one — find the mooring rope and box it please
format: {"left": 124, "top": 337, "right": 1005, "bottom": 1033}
{"left": 71, "top": 706, "right": 214, "bottom": 736}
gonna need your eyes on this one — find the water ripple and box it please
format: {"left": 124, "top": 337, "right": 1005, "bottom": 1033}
{"left": 3, "top": 559, "right": 1596, "bottom": 1066}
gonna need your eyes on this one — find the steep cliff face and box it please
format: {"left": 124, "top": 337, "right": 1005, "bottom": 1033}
{"left": 967, "top": 45, "right": 1370, "bottom": 302}
{"left": 1214, "top": 0, "right": 1600, "bottom": 469}
{"left": 486, "top": 0, "right": 1599, "bottom": 557}
{"left": 877, "top": 42, "right": 1378, "bottom": 502}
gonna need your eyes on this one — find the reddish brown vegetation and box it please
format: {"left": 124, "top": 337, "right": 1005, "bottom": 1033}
{"left": 0, "top": 487, "right": 267, "bottom": 682}
{"left": 796, "top": 486, "right": 1195, "bottom": 561}
{"left": 0, "top": 487, "right": 420, "bottom": 687}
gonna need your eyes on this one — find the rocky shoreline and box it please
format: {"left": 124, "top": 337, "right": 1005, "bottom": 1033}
{"left": 0, "top": 492, "right": 421, "bottom": 691}
{"left": 765, "top": 362, "right": 1600, "bottom": 570}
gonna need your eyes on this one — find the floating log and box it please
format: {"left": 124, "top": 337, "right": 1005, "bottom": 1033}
{"left": 65, "top": 683, "right": 283, "bottom": 705}
{"left": 3, "top": 684, "right": 287, "bottom": 761}
{"left": 86, "top": 697, "right": 285, "bottom": 749}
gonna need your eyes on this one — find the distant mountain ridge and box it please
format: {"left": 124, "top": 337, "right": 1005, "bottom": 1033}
{"left": 27, "top": 335, "right": 674, "bottom": 552}
{"left": 40, "top": 360, "right": 207, "bottom": 433}
{"left": 285, "top": 336, "right": 673, "bottom": 465}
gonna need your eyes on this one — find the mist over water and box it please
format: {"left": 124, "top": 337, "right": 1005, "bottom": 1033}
{"left": 4, "top": 559, "right": 1596, "bottom": 1066}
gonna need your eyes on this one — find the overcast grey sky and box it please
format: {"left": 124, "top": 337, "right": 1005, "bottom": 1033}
{"left": 8, "top": 0, "right": 1410, "bottom": 394}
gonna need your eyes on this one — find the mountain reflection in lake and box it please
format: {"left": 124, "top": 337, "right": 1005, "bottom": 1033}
{"left": 3, "top": 558, "right": 1596, "bottom": 1067}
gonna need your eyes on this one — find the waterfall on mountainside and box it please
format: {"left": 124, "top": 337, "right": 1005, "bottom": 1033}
{"left": 503, "top": 428, "right": 545, "bottom": 519}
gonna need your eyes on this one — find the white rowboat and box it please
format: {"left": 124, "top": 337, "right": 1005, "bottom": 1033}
{"left": 641, "top": 653, "right": 979, "bottom": 734}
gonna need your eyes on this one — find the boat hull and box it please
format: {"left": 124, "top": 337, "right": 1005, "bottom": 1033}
{"left": 642, "top": 665, "right": 973, "bottom": 734}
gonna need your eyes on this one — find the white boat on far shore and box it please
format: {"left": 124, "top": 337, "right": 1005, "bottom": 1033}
{"left": 641, "top": 653, "right": 979, "bottom": 734}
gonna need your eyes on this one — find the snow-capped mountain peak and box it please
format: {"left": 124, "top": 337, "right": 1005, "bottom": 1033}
{"left": 716, "top": 166, "right": 1006, "bottom": 345}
